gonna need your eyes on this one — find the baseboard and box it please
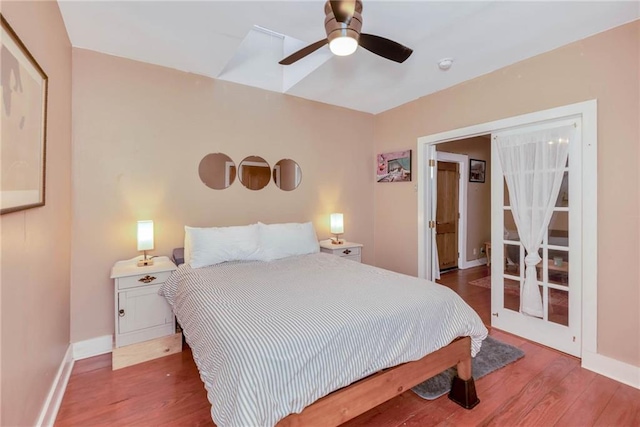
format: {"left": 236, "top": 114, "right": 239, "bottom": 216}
{"left": 72, "top": 335, "right": 113, "bottom": 360}
{"left": 460, "top": 258, "right": 487, "bottom": 269}
{"left": 582, "top": 350, "right": 640, "bottom": 390}
{"left": 36, "top": 345, "right": 74, "bottom": 427}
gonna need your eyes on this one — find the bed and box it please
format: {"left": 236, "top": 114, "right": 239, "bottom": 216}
{"left": 160, "top": 247, "right": 488, "bottom": 427}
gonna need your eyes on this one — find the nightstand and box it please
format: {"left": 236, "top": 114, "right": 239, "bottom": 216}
{"left": 110, "top": 256, "right": 181, "bottom": 369}
{"left": 319, "top": 240, "right": 363, "bottom": 263}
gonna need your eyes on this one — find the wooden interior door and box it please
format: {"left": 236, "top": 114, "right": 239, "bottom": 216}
{"left": 242, "top": 165, "right": 271, "bottom": 190}
{"left": 436, "top": 161, "right": 459, "bottom": 270}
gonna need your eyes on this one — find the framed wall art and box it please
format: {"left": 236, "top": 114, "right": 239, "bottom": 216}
{"left": 469, "top": 159, "right": 486, "bottom": 183}
{"left": 1, "top": 15, "right": 48, "bottom": 214}
{"left": 377, "top": 149, "right": 411, "bottom": 182}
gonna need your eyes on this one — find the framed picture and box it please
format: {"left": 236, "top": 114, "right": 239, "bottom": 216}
{"left": 377, "top": 150, "right": 411, "bottom": 182}
{"left": 1, "top": 15, "right": 48, "bottom": 214}
{"left": 469, "top": 159, "right": 486, "bottom": 183}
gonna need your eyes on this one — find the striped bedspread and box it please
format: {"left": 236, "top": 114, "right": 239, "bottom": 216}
{"left": 160, "top": 253, "right": 487, "bottom": 427}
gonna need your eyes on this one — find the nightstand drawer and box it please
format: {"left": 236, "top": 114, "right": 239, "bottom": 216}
{"left": 117, "top": 271, "right": 172, "bottom": 290}
{"left": 337, "top": 247, "right": 360, "bottom": 257}
{"left": 319, "top": 240, "right": 363, "bottom": 263}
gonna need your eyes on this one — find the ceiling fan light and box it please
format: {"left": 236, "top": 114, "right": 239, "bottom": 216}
{"left": 329, "top": 36, "right": 358, "bottom": 56}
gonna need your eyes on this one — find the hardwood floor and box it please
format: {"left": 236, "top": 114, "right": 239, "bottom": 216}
{"left": 436, "top": 265, "right": 493, "bottom": 326}
{"left": 55, "top": 266, "right": 640, "bottom": 426}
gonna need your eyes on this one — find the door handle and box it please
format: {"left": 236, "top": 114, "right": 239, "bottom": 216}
{"left": 119, "top": 309, "right": 125, "bottom": 317}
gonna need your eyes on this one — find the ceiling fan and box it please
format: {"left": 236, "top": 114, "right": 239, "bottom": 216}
{"left": 279, "top": 0, "right": 413, "bottom": 65}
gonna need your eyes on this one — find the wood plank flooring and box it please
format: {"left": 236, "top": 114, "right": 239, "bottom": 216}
{"left": 55, "top": 266, "right": 640, "bottom": 426}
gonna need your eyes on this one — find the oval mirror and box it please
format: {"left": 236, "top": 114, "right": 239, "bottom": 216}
{"left": 198, "top": 153, "right": 236, "bottom": 190}
{"left": 273, "top": 159, "right": 302, "bottom": 191}
{"left": 239, "top": 155, "right": 271, "bottom": 190}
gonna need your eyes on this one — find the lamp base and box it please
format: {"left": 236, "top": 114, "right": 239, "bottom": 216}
{"left": 137, "top": 258, "right": 154, "bottom": 267}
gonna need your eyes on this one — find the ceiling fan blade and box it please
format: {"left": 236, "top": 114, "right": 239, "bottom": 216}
{"left": 279, "top": 39, "right": 329, "bottom": 65}
{"left": 330, "top": 0, "right": 356, "bottom": 24}
{"left": 359, "top": 33, "right": 413, "bottom": 63}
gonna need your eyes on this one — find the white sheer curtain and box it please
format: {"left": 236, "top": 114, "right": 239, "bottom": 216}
{"left": 496, "top": 124, "right": 574, "bottom": 317}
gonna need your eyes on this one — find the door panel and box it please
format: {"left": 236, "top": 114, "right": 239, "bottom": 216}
{"left": 242, "top": 165, "right": 270, "bottom": 189}
{"left": 436, "top": 161, "right": 459, "bottom": 270}
{"left": 491, "top": 118, "right": 581, "bottom": 357}
{"left": 118, "top": 284, "right": 173, "bottom": 335}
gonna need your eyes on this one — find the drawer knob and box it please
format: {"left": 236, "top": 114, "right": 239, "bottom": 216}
{"left": 138, "top": 275, "right": 156, "bottom": 284}
{"left": 343, "top": 249, "right": 352, "bottom": 255}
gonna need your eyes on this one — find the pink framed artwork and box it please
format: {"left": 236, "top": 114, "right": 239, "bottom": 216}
{"left": 377, "top": 150, "right": 411, "bottom": 182}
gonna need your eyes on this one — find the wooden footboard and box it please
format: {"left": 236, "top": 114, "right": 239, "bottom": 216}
{"left": 276, "top": 336, "right": 475, "bottom": 427}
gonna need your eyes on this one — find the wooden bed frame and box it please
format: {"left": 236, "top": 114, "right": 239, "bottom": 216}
{"left": 276, "top": 336, "right": 479, "bottom": 427}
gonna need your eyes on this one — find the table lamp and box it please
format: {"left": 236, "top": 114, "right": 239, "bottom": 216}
{"left": 137, "top": 220, "right": 154, "bottom": 267}
{"left": 330, "top": 213, "right": 344, "bottom": 245}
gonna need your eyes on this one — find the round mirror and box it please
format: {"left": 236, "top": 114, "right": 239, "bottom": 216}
{"left": 239, "top": 156, "right": 271, "bottom": 190}
{"left": 273, "top": 159, "right": 302, "bottom": 191}
{"left": 198, "top": 153, "right": 236, "bottom": 190}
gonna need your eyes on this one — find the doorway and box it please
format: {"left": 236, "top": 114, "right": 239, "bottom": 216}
{"left": 436, "top": 141, "right": 490, "bottom": 271}
{"left": 417, "top": 100, "right": 597, "bottom": 359}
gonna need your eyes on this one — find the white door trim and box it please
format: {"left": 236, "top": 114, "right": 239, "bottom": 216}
{"left": 436, "top": 151, "right": 470, "bottom": 269}
{"left": 274, "top": 164, "right": 281, "bottom": 186}
{"left": 225, "top": 161, "right": 235, "bottom": 188}
{"left": 417, "top": 100, "right": 597, "bottom": 358}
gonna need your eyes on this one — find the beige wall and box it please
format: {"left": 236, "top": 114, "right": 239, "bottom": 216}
{"left": 374, "top": 21, "right": 640, "bottom": 366}
{"left": 70, "top": 49, "right": 375, "bottom": 343}
{"left": 0, "top": 1, "right": 72, "bottom": 425}
{"left": 437, "top": 136, "right": 491, "bottom": 263}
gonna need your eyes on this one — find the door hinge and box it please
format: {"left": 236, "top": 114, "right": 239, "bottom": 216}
{"left": 429, "top": 159, "right": 436, "bottom": 167}
{"left": 458, "top": 212, "right": 460, "bottom": 219}
{"left": 573, "top": 336, "right": 576, "bottom": 342}
{"left": 428, "top": 220, "right": 436, "bottom": 229}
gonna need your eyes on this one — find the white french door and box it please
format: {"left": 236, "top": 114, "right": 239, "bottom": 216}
{"left": 490, "top": 118, "right": 582, "bottom": 356}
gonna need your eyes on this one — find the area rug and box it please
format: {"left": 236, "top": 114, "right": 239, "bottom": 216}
{"left": 412, "top": 336, "right": 525, "bottom": 400}
{"left": 469, "top": 276, "right": 568, "bottom": 308}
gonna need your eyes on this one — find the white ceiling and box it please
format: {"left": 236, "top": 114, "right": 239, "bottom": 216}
{"left": 58, "top": 1, "right": 639, "bottom": 114}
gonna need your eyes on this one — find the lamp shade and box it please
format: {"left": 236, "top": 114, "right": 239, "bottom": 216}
{"left": 137, "top": 220, "right": 154, "bottom": 251}
{"left": 330, "top": 213, "right": 344, "bottom": 234}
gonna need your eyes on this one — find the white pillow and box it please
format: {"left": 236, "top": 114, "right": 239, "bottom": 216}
{"left": 256, "top": 222, "right": 319, "bottom": 261}
{"left": 185, "top": 224, "right": 260, "bottom": 268}
{"left": 184, "top": 229, "right": 193, "bottom": 264}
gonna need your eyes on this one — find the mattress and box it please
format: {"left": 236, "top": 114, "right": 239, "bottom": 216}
{"left": 160, "top": 253, "right": 487, "bottom": 427}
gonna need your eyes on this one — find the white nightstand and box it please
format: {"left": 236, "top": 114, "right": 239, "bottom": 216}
{"left": 110, "top": 256, "right": 181, "bottom": 369}
{"left": 319, "top": 240, "right": 363, "bottom": 263}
